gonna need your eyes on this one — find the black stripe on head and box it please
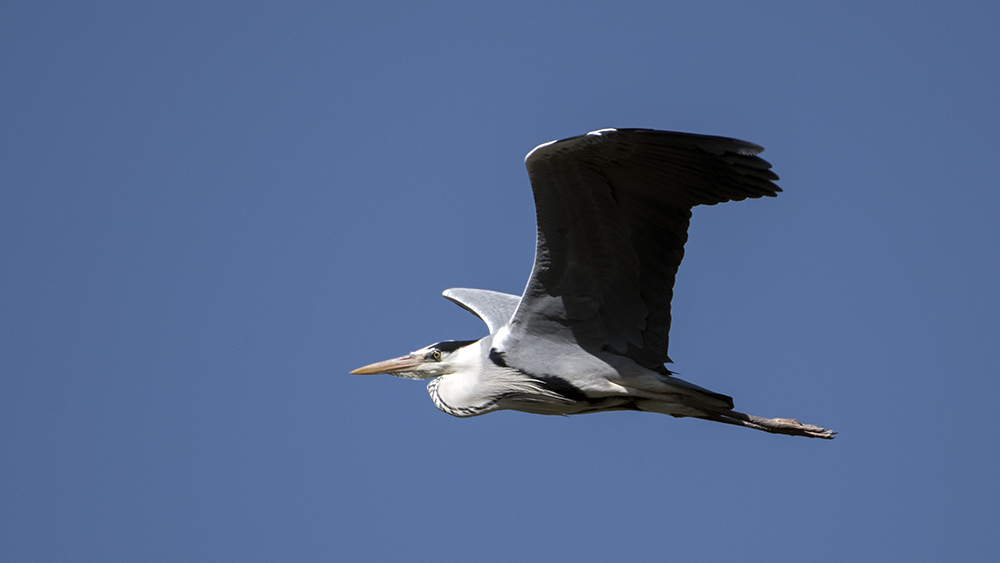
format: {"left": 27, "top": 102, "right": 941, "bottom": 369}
{"left": 432, "top": 339, "right": 478, "bottom": 353}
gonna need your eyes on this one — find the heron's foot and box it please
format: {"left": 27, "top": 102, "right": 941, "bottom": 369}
{"left": 699, "top": 408, "right": 836, "bottom": 439}
{"left": 758, "top": 417, "right": 836, "bottom": 439}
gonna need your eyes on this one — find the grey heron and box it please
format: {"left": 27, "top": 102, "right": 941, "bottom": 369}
{"left": 352, "top": 128, "right": 834, "bottom": 439}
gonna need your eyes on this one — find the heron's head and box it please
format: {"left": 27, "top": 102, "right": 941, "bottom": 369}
{"left": 350, "top": 339, "right": 480, "bottom": 380}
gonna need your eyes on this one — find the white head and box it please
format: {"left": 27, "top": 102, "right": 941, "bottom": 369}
{"left": 350, "top": 339, "right": 482, "bottom": 380}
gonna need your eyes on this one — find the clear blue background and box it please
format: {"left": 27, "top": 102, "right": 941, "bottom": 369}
{"left": 3, "top": 2, "right": 998, "bottom": 561}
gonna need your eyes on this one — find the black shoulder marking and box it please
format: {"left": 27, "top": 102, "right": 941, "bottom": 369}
{"left": 432, "top": 339, "right": 478, "bottom": 353}
{"left": 532, "top": 374, "right": 590, "bottom": 403}
{"left": 489, "top": 348, "right": 508, "bottom": 367}
{"left": 574, "top": 398, "right": 643, "bottom": 414}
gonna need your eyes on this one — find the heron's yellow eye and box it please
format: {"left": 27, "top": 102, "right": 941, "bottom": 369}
{"left": 432, "top": 350, "right": 442, "bottom": 361}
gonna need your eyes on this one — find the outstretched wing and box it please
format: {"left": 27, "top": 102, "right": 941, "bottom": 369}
{"left": 442, "top": 288, "right": 520, "bottom": 334}
{"left": 501, "top": 128, "right": 780, "bottom": 371}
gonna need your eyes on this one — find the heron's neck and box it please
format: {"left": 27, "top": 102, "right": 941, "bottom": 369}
{"left": 427, "top": 345, "right": 528, "bottom": 417}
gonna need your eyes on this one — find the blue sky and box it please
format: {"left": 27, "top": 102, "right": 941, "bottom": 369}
{"left": 2, "top": 1, "right": 998, "bottom": 561}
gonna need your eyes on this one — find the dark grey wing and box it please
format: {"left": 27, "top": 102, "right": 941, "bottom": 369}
{"left": 442, "top": 288, "right": 520, "bottom": 334}
{"left": 502, "top": 128, "right": 780, "bottom": 371}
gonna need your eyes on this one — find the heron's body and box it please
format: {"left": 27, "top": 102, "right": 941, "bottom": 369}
{"left": 353, "top": 128, "right": 834, "bottom": 439}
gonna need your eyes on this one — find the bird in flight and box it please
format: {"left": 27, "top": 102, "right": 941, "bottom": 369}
{"left": 352, "top": 128, "right": 834, "bottom": 439}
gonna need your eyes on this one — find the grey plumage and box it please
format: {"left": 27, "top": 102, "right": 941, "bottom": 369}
{"left": 442, "top": 288, "right": 520, "bottom": 334}
{"left": 352, "top": 128, "right": 834, "bottom": 439}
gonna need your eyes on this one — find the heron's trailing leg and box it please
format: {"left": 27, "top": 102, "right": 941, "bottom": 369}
{"left": 696, "top": 405, "right": 836, "bottom": 439}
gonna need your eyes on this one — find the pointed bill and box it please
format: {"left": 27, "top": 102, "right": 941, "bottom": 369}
{"left": 350, "top": 354, "right": 424, "bottom": 375}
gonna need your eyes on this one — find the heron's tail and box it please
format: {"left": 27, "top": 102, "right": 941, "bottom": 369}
{"left": 660, "top": 375, "right": 734, "bottom": 409}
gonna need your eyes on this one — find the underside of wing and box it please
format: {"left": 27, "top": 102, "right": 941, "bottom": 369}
{"left": 504, "top": 128, "right": 780, "bottom": 371}
{"left": 443, "top": 288, "right": 521, "bottom": 334}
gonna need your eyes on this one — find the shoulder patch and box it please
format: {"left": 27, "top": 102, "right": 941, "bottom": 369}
{"left": 488, "top": 348, "right": 508, "bottom": 367}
